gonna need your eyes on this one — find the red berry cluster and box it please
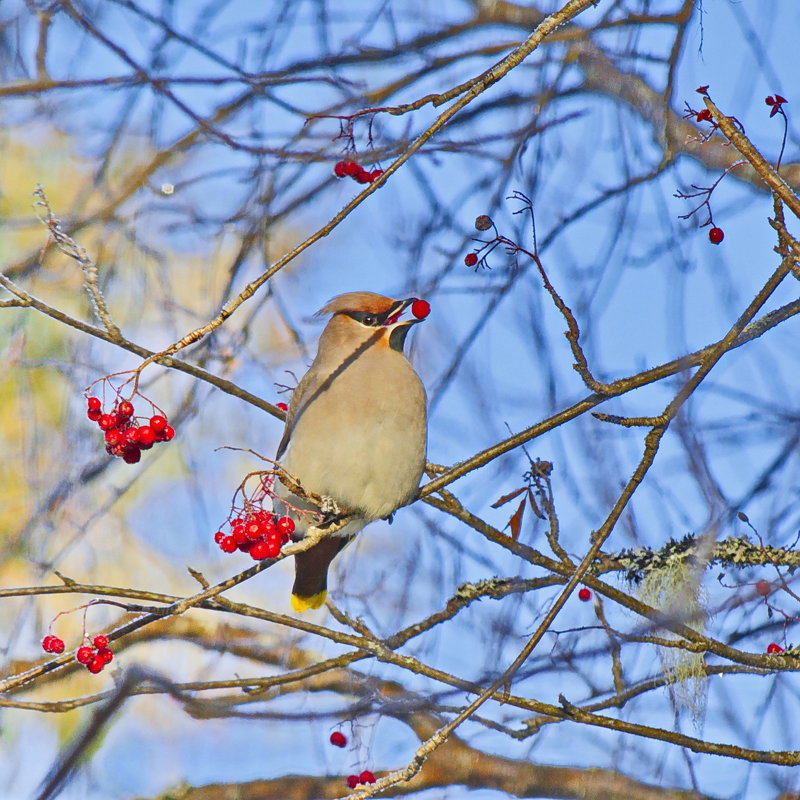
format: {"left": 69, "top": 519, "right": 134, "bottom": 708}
{"left": 214, "top": 510, "right": 295, "bottom": 561}
{"left": 765, "top": 94, "right": 788, "bottom": 118}
{"left": 75, "top": 635, "right": 115, "bottom": 674}
{"left": 328, "top": 729, "right": 376, "bottom": 788}
{"left": 42, "top": 633, "right": 115, "bottom": 674}
{"left": 346, "top": 771, "right": 376, "bottom": 789}
{"left": 41, "top": 635, "right": 65, "bottom": 654}
{"left": 87, "top": 396, "right": 174, "bottom": 464}
{"left": 333, "top": 160, "right": 384, "bottom": 184}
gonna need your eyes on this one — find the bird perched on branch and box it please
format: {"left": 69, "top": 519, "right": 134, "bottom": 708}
{"left": 276, "top": 291, "right": 429, "bottom": 612}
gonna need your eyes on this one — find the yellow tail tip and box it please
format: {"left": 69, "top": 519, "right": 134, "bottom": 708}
{"left": 291, "top": 590, "right": 327, "bottom": 612}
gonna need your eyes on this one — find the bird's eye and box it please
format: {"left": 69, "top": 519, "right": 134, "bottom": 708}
{"left": 346, "top": 310, "right": 383, "bottom": 326}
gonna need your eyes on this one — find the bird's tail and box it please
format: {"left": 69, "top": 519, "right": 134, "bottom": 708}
{"left": 291, "top": 536, "right": 350, "bottom": 611}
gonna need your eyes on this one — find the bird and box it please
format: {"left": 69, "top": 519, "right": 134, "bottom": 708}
{"left": 275, "top": 291, "right": 429, "bottom": 612}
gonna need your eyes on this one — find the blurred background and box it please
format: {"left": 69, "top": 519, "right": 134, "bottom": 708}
{"left": 1, "top": 1, "right": 800, "bottom": 798}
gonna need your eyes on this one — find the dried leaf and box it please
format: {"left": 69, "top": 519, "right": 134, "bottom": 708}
{"left": 491, "top": 486, "right": 525, "bottom": 509}
{"left": 527, "top": 487, "right": 545, "bottom": 520}
{"left": 506, "top": 497, "right": 526, "bottom": 541}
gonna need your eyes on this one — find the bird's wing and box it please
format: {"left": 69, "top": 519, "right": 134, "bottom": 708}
{"left": 275, "top": 366, "right": 318, "bottom": 460}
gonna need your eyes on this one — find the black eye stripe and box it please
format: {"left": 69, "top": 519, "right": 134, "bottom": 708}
{"left": 345, "top": 311, "right": 381, "bottom": 326}
{"left": 344, "top": 302, "right": 404, "bottom": 327}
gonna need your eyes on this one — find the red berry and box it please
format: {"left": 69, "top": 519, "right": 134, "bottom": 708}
{"left": 411, "top": 299, "right": 430, "bottom": 320}
{"left": 767, "top": 642, "right": 784, "bottom": 654}
{"left": 41, "top": 635, "right": 55, "bottom": 652}
{"left": 87, "top": 655, "right": 105, "bottom": 674}
{"left": 755, "top": 579, "right": 771, "bottom": 596}
{"left": 98, "top": 413, "right": 115, "bottom": 431}
{"left": 105, "top": 429, "right": 123, "bottom": 446}
{"left": 87, "top": 408, "right": 102, "bottom": 421}
{"left": 342, "top": 161, "right": 359, "bottom": 177}
{"left": 276, "top": 402, "right": 288, "bottom": 412}
{"left": 76, "top": 646, "right": 94, "bottom": 664}
{"left": 122, "top": 446, "right": 142, "bottom": 464}
{"left": 765, "top": 96, "right": 776, "bottom": 106}
{"left": 233, "top": 525, "right": 250, "bottom": 545}
{"left": 220, "top": 535, "right": 237, "bottom": 553}
{"left": 48, "top": 636, "right": 65, "bottom": 654}
{"left": 354, "top": 168, "right": 371, "bottom": 184}
{"left": 250, "top": 541, "right": 271, "bottom": 560}
{"left": 213, "top": 531, "right": 225, "bottom": 544}
{"left": 359, "top": 770, "right": 376, "bottom": 784}
{"left": 259, "top": 519, "right": 278, "bottom": 541}
{"left": 117, "top": 400, "right": 134, "bottom": 418}
{"left": 137, "top": 426, "right": 156, "bottom": 448}
{"left": 333, "top": 161, "right": 347, "bottom": 178}
{"left": 160, "top": 424, "right": 175, "bottom": 441}
{"left": 266, "top": 528, "right": 282, "bottom": 544}
{"left": 329, "top": 731, "right": 347, "bottom": 747}
{"left": 369, "top": 169, "right": 384, "bottom": 182}
{"left": 265, "top": 538, "right": 282, "bottom": 559}
{"left": 124, "top": 427, "right": 140, "bottom": 445}
{"left": 98, "top": 647, "right": 114, "bottom": 664}
{"left": 578, "top": 587, "right": 592, "bottom": 602}
{"left": 695, "top": 109, "right": 712, "bottom": 122}
{"left": 245, "top": 522, "right": 263, "bottom": 541}
{"left": 346, "top": 776, "right": 359, "bottom": 789}
{"left": 276, "top": 516, "right": 295, "bottom": 537}
{"left": 708, "top": 227, "right": 724, "bottom": 244}
{"left": 150, "top": 415, "right": 167, "bottom": 433}
{"left": 464, "top": 253, "right": 478, "bottom": 267}
{"left": 87, "top": 397, "right": 102, "bottom": 411}
{"left": 93, "top": 634, "right": 108, "bottom": 649}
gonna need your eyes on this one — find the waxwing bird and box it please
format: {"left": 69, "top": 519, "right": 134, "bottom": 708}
{"left": 275, "top": 291, "right": 428, "bottom": 612}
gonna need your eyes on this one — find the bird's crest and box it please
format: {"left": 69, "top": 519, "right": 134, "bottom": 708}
{"left": 317, "top": 292, "right": 395, "bottom": 317}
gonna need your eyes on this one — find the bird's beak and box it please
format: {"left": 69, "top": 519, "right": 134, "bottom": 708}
{"left": 383, "top": 298, "right": 428, "bottom": 352}
{"left": 385, "top": 298, "right": 427, "bottom": 327}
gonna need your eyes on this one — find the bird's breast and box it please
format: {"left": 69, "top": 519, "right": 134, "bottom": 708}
{"left": 281, "top": 356, "right": 426, "bottom": 520}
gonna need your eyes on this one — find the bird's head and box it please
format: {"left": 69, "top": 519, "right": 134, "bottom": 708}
{"left": 316, "top": 291, "right": 430, "bottom": 355}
